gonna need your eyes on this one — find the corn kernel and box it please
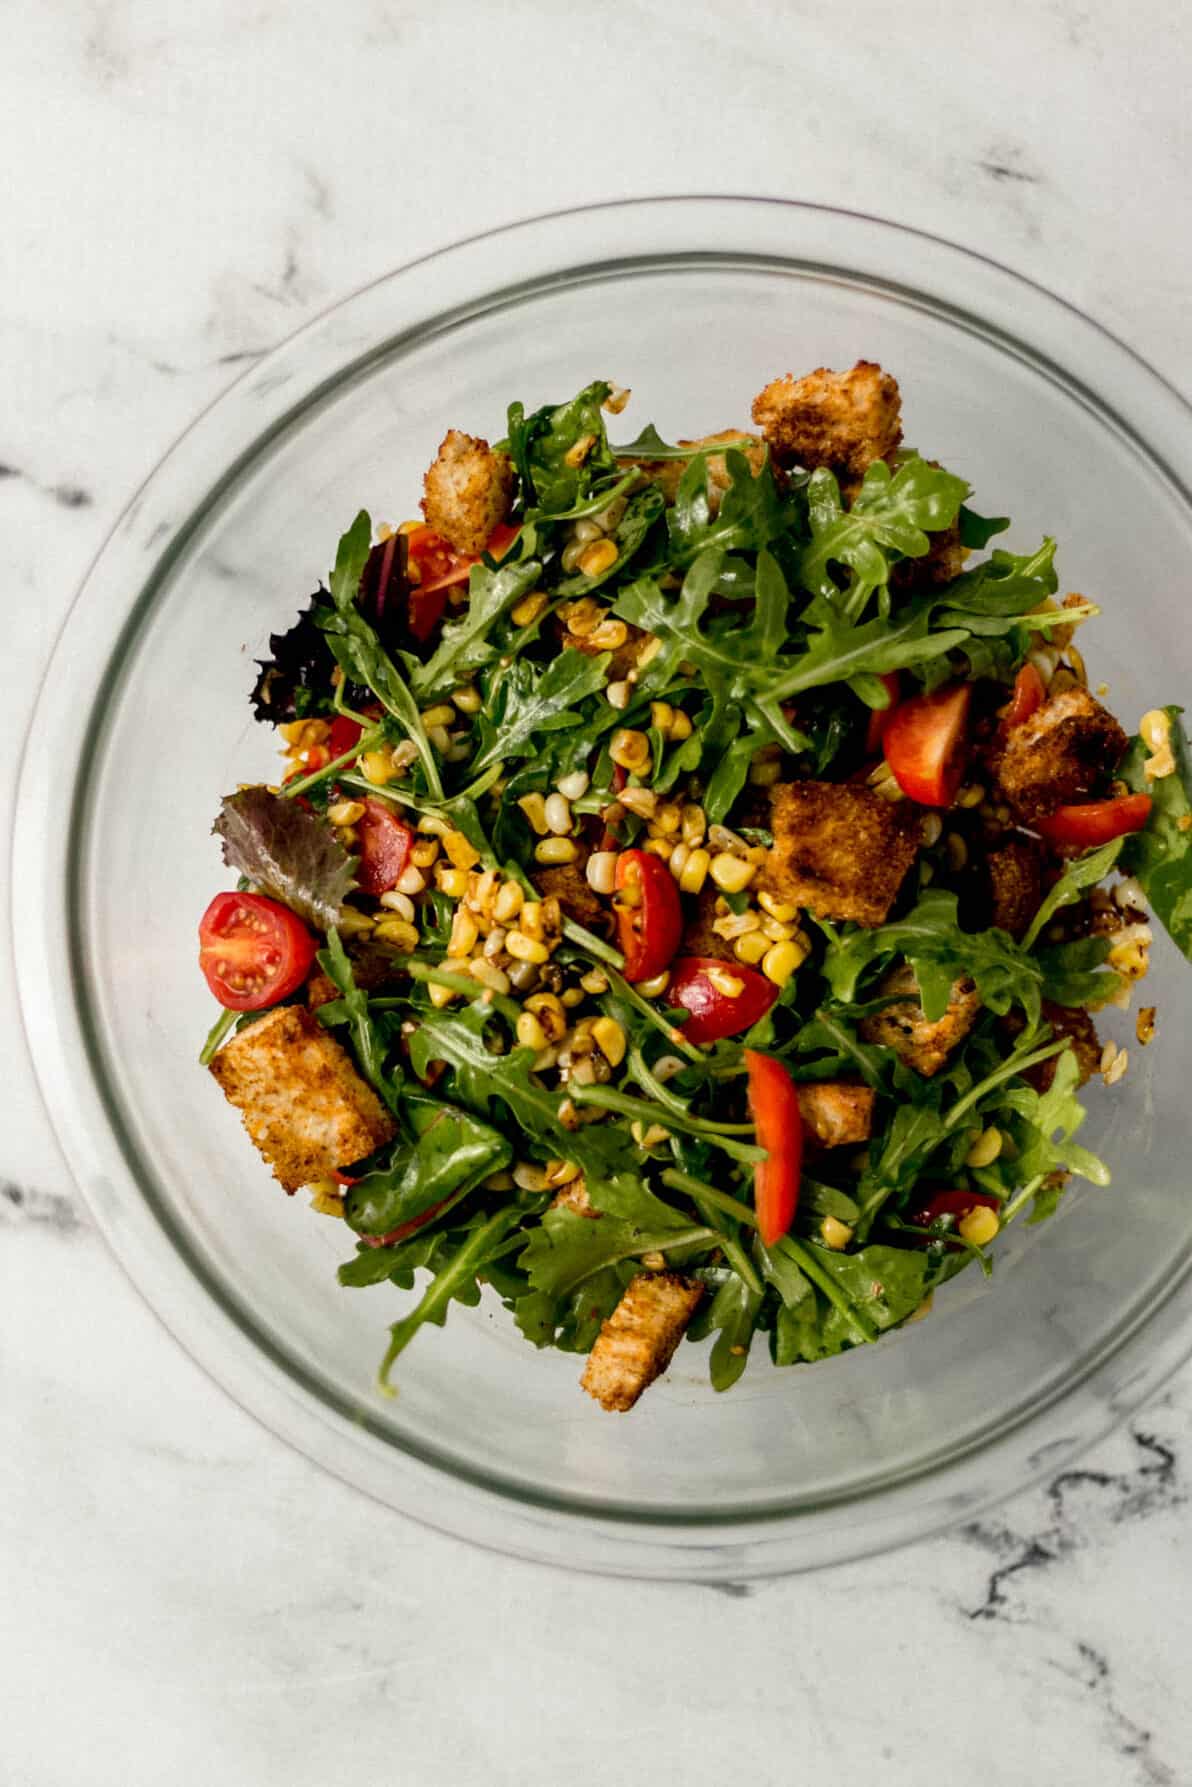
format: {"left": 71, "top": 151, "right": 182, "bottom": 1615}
{"left": 668, "top": 842, "right": 690, "bottom": 880}
{"left": 636, "top": 971, "right": 672, "bottom": 998}
{"left": 451, "top": 684, "right": 482, "bottom": 714}
{"left": 749, "top": 755, "right": 783, "bottom": 788}
{"left": 516, "top": 1011, "right": 548, "bottom": 1052}
{"left": 607, "top": 679, "right": 631, "bottom": 710}
{"left": 643, "top": 837, "right": 674, "bottom": 862}
{"left": 761, "top": 940, "right": 802, "bottom": 987}
{"left": 535, "top": 836, "right": 580, "bottom": 865}
{"left": 360, "top": 749, "right": 396, "bottom": 786}
{"left": 709, "top": 852, "right": 756, "bottom": 894}
{"left": 591, "top": 1016, "right": 627, "bottom": 1068}
{"left": 560, "top": 987, "right": 585, "bottom": 1008}
{"left": 705, "top": 965, "right": 745, "bottom": 998}
{"left": 427, "top": 977, "right": 459, "bottom": 1009}
{"left": 821, "top": 1216, "right": 854, "bottom": 1250}
{"left": 517, "top": 793, "right": 550, "bottom": 836}
{"left": 653, "top": 802, "right": 682, "bottom": 836}
{"left": 1141, "top": 708, "right": 1171, "bottom": 753}
{"left": 631, "top": 1122, "right": 672, "bottom": 1150}
{"left": 436, "top": 865, "right": 470, "bottom": 899}
{"left": 420, "top": 704, "right": 456, "bottom": 729}
{"left": 409, "top": 838, "right": 440, "bottom": 869}
{"left": 958, "top": 1205, "right": 1000, "bottom": 1246}
{"left": 589, "top": 618, "right": 629, "bottom": 649}
{"left": 635, "top": 634, "right": 663, "bottom": 668}
{"left": 395, "top": 865, "right": 426, "bottom": 897}
{"left": 580, "top": 969, "right": 609, "bottom": 995}
{"left": 510, "top": 591, "right": 548, "bottom": 627}
{"left": 678, "top": 847, "right": 711, "bottom": 895}
{"left": 650, "top": 701, "right": 675, "bottom": 735}
{"left": 447, "top": 908, "right": 479, "bottom": 959}
{"left": 468, "top": 958, "right": 512, "bottom": 994}
{"left": 493, "top": 880, "right": 525, "bottom": 924}
{"left": 336, "top": 909, "right": 374, "bottom": 936}
{"left": 733, "top": 931, "right": 770, "bottom": 966}
{"left": 526, "top": 992, "right": 567, "bottom": 1039}
{"left": 543, "top": 793, "right": 573, "bottom": 835}
{"left": 379, "top": 890, "right": 416, "bottom": 920}
{"left": 519, "top": 900, "right": 545, "bottom": 939}
{"left": 757, "top": 890, "right": 798, "bottom": 923}
{"left": 1136, "top": 1005, "right": 1157, "bottom": 1045}
{"left": 620, "top": 786, "right": 658, "bottom": 819}
{"left": 964, "top": 1126, "right": 1003, "bottom": 1168}
{"left": 545, "top": 1158, "right": 582, "bottom": 1188}
{"left": 506, "top": 931, "right": 550, "bottom": 964}
{"left": 578, "top": 539, "right": 619, "bottom": 579}
{"left": 308, "top": 1185, "right": 346, "bottom": 1219}
{"left": 585, "top": 851, "right": 618, "bottom": 895}
{"left": 680, "top": 804, "right": 706, "bottom": 846}
{"left": 327, "top": 798, "right": 365, "bottom": 826}
{"left": 564, "top": 431, "right": 597, "bottom": 469}
{"left": 556, "top": 770, "right": 590, "bottom": 801}
{"left": 373, "top": 916, "right": 419, "bottom": 951}
{"left": 610, "top": 728, "right": 651, "bottom": 773}
{"left": 670, "top": 710, "right": 693, "bottom": 741}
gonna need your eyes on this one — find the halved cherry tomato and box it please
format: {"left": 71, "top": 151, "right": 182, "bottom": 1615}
{"left": 354, "top": 798, "right": 415, "bottom": 895}
{"left": 198, "top": 891, "right": 317, "bottom": 1011}
{"left": 745, "top": 1049, "right": 803, "bottom": 1247}
{"left": 666, "top": 956, "right": 778, "bottom": 1044}
{"left": 864, "top": 672, "right": 902, "bottom": 755}
{"left": 1003, "top": 662, "right": 1045, "bottom": 729}
{"left": 882, "top": 682, "right": 972, "bottom": 806}
{"left": 405, "top": 520, "right": 520, "bottom": 596}
{"left": 1035, "top": 794, "right": 1152, "bottom": 849}
{"left": 614, "top": 849, "right": 684, "bottom": 983}
{"left": 358, "top": 1197, "right": 450, "bottom": 1250}
{"left": 328, "top": 714, "right": 364, "bottom": 759}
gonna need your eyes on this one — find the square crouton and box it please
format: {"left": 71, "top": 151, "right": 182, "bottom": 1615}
{"left": 765, "top": 780, "right": 920, "bottom": 928}
{"left": 796, "top": 1082, "right": 875, "bottom": 1149}
{"left": 859, "top": 966, "right": 981, "bottom": 1077}
{"left": 985, "top": 838, "right": 1046, "bottom": 939}
{"left": 992, "top": 687, "right": 1128, "bottom": 822}
{"left": 421, "top": 429, "right": 514, "bottom": 555}
{"left": 751, "top": 362, "right": 902, "bottom": 476}
{"left": 1036, "top": 1002, "right": 1101, "bottom": 1089}
{"left": 581, "top": 1272, "right": 704, "bottom": 1412}
{"left": 209, "top": 1005, "right": 396, "bottom": 1193}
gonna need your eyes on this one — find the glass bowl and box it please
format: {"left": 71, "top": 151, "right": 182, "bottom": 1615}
{"left": 14, "top": 198, "right": 1192, "bottom": 1579}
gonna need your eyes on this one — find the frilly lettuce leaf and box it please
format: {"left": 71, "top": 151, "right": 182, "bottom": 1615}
{"left": 212, "top": 785, "right": 355, "bottom": 931}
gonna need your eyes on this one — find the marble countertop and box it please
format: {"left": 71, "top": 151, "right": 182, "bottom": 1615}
{"left": 4, "top": 3, "right": 1191, "bottom": 1782}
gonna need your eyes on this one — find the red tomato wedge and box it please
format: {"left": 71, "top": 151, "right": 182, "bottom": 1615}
{"left": 666, "top": 956, "right": 778, "bottom": 1044}
{"left": 327, "top": 714, "right": 364, "bottom": 759}
{"left": 405, "top": 520, "right": 520, "bottom": 596}
{"left": 745, "top": 1050, "right": 803, "bottom": 1247}
{"left": 358, "top": 1198, "right": 451, "bottom": 1249}
{"left": 1035, "top": 794, "right": 1152, "bottom": 848}
{"left": 198, "top": 891, "right": 317, "bottom": 1011}
{"left": 1003, "top": 662, "right": 1045, "bottom": 728}
{"left": 882, "top": 682, "right": 972, "bottom": 806}
{"left": 864, "top": 671, "right": 902, "bottom": 755}
{"left": 614, "top": 849, "right": 683, "bottom": 983}
{"left": 355, "top": 798, "right": 415, "bottom": 895}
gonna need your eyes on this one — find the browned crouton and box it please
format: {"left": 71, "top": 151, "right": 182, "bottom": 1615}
{"left": 581, "top": 1272, "right": 704, "bottom": 1412}
{"left": 551, "top": 1176, "right": 596, "bottom": 1217}
{"left": 306, "top": 972, "right": 339, "bottom": 1010}
{"left": 986, "top": 838, "right": 1046, "bottom": 939}
{"left": 890, "top": 520, "right": 969, "bottom": 593}
{"left": 679, "top": 884, "right": 736, "bottom": 963}
{"left": 858, "top": 966, "right": 981, "bottom": 1077}
{"left": 532, "top": 859, "right": 606, "bottom": 931}
{"left": 421, "top": 429, "right": 514, "bottom": 555}
{"left": 623, "top": 429, "right": 768, "bottom": 509}
{"left": 992, "top": 687, "right": 1128, "bottom": 822}
{"left": 209, "top": 1005, "right": 396, "bottom": 1193}
{"left": 765, "top": 780, "right": 920, "bottom": 928}
{"left": 796, "top": 1082, "right": 875, "bottom": 1149}
{"left": 1033, "top": 1001, "right": 1101, "bottom": 1090}
{"left": 751, "top": 362, "right": 902, "bottom": 477}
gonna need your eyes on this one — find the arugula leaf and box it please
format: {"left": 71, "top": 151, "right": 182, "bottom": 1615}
{"left": 213, "top": 786, "right": 356, "bottom": 930}
{"left": 376, "top": 1205, "right": 523, "bottom": 1391}
{"left": 772, "top": 1244, "right": 933, "bottom": 1362}
{"left": 507, "top": 381, "right": 617, "bottom": 513}
{"left": 932, "top": 539, "right": 1060, "bottom": 635}
{"left": 408, "top": 554, "right": 542, "bottom": 699}
{"left": 1035, "top": 935, "right": 1124, "bottom": 1008}
{"left": 613, "top": 423, "right": 757, "bottom": 462}
{"left": 518, "top": 1205, "right": 717, "bottom": 1301}
{"left": 667, "top": 449, "right": 788, "bottom": 565}
{"left": 1022, "top": 837, "right": 1125, "bottom": 949}
{"left": 1120, "top": 707, "right": 1192, "bottom": 961}
{"left": 554, "top": 485, "right": 666, "bottom": 597}
{"left": 796, "top": 456, "right": 969, "bottom": 621}
{"left": 688, "top": 1275, "right": 763, "bottom": 1391}
{"left": 958, "top": 505, "right": 1010, "bottom": 550}
{"left": 512, "top": 1265, "right": 632, "bottom": 1354}
{"left": 343, "top": 1098, "right": 512, "bottom": 1237}
{"left": 338, "top": 1229, "right": 443, "bottom": 1289}
{"left": 316, "top": 928, "right": 401, "bottom": 1111}
{"left": 999, "top": 1047, "right": 1111, "bottom": 1209}
{"left": 762, "top": 596, "right": 970, "bottom": 704}
{"left": 472, "top": 648, "right": 610, "bottom": 772}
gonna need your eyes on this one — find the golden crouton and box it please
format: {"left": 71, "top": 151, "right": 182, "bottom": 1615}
{"left": 859, "top": 966, "right": 982, "bottom": 1077}
{"left": 581, "top": 1272, "right": 704, "bottom": 1412}
{"left": 890, "top": 520, "right": 969, "bottom": 593}
{"left": 992, "top": 687, "right": 1128, "bottom": 822}
{"left": 209, "top": 1005, "right": 396, "bottom": 1193}
{"left": 986, "top": 838, "right": 1046, "bottom": 939}
{"left": 796, "top": 1082, "right": 875, "bottom": 1149}
{"left": 623, "top": 429, "right": 768, "bottom": 510}
{"left": 765, "top": 780, "right": 920, "bottom": 928}
{"left": 751, "top": 362, "right": 902, "bottom": 477}
{"left": 1035, "top": 1001, "right": 1101, "bottom": 1090}
{"left": 551, "top": 1176, "right": 596, "bottom": 1217}
{"left": 679, "top": 884, "right": 737, "bottom": 963}
{"left": 421, "top": 429, "right": 514, "bottom": 556}
{"left": 532, "top": 859, "right": 606, "bottom": 931}
{"left": 306, "top": 971, "right": 339, "bottom": 1010}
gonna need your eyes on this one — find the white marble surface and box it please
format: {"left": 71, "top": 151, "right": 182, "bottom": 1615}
{"left": 4, "top": 3, "right": 1192, "bottom": 1782}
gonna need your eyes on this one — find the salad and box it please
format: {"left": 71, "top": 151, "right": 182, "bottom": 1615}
{"left": 199, "top": 361, "right": 1191, "bottom": 1412}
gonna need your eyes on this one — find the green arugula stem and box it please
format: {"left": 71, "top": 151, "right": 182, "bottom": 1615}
{"left": 628, "top": 1049, "right": 754, "bottom": 1132}
{"left": 662, "top": 1169, "right": 758, "bottom": 1228}
{"left": 597, "top": 961, "right": 703, "bottom": 1064}
{"left": 368, "top": 958, "right": 522, "bottom": 1025}
{"left": 944, "top": 1038, "right": 1067, "bottom": 1128}
{"left": 569, "top": 1087, "right": 764, "bottom": 1161}
{"left": 198, "top": 1006, "right": 238, "bottom": 1065}
{"left": 281, "top": 730, "right": 385, "bottom": 801}
{"left": 693, "top": 1198, "right": 765, "bottom": 1296}
{"left": 377, "top": 1204, "right": 522, "bottom": 1394}
{"left": 561, "top": 917, "right": 626, "bottom": 971}
{"left": 774, "top": 1236, "right": 879, "bottom": 1344}
{"left": 751, "top": 696, "right": 811, "bottom": 755}
{"left": 998, "top": 1172, "right": 1048, "bottom": 1227}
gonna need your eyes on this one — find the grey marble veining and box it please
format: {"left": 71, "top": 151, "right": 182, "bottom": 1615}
{"left": 5, "top": 1, "right": 1192, "bottom": 1782}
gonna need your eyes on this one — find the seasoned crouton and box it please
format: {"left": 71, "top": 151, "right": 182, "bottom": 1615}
{"left": 551, "top": 1176, "right": 596, "bottom": 1217}
{"left": 986, "top": 838, "right": 1046, "bottom": 939}
{"left": 306, "top": 971, "right": 339, "bottom": 1010}
{"left": 992, "top": 687, "right": 1128, "bottom": 822}
{"left": 1034, "top": 1001, "right": 1101, "bottom": 1090}
{"left": 421, "top": 429, "right": 513, "bottom": 555}
{"left": 532, "top": 859, "right": 606, "bottom": 931}
{"left": 859, "top": 966, "right": 981, "bottom": 1077}
{"left": 764, "top": 780, "right": 920, "bottom": 928}
{"left": 796, "top": 1082, "right": 875, "bottom": 1149}
{"left": 679, "top": 884, "right": 737, "bottom": 963}
{"left": 209, "top": 1005, "right": 396, "bottom": 1193}
{"left": 751, "top": 361, "right": 902, "bottom": 477}
{"left": 890, "top": 520, "right": 969, "bottom": 593}
{"left": 581, "top": 1271, "right": 704, "bottom": 1412}
{"left": 624, "top": 429, "right": 768, "bottom": 510}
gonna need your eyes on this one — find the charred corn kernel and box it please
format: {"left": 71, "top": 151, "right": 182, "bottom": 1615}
{"left": 560, "top": 596, "right": 603, "bottom": 637}
{"left": 468, "top": 957, "right": 512, "bottom": 994}
{"left": 643, "top": 837, "right": 674, "bottom": 862}
{"left": 520, "top": 901, "right": 545, "bottom": 940}
{"left": 640, "top": 1250, "right": 667, "bottom": 1272}
{"left": 526, "top": 992, "right": 567, "bottom": 1038}
{"left": 748, "top": 755, "right": 783, "bottom": 788}
{"left": 678, "top": 847, "right": 711, "bottom": 895}
{"left": 591, "top": 1016, "right": 627, "bottom": 1067}
{"left": 761, "top": 940, "right": 803, "bottom": 987}
{"left": 556, "top": 769, "right": 590, "bottom": 801}
{"left": 606, "top": 679, "right": 631, "bottom": 709}
{"left": 602, "top": 383, "right": 631, "bottom": 415}
{"left": 442, "top": 829, "right": 481, "bottom": 870}
{"left": 578, "top": 539, "right": 619, "bottom": 579}
{"left": 821, "top": 1215, "right": 854, "bottom": 1250}
{"left": 435, "top": 865, "right": 470, "bottom": 899}
{"left": 420, "top": 703, "right": 456, "bottom": 729}
{"left": 668, "top": 842, "right": 690, "bottom": 879}
{"left": 543, "top": 793, "right": 573, "bottom": 835}
{"left": 636, "top": 970, "right": 671, "bottom": 999}
{"left": 1136, "top": 1005, "right": 1157, "bottom": 1045}
{"left": 545, "top": 1158, "right": 582, "bottom": 1189}
{"left": 516, "top": 1011, "right": 548, "bottom": 1051}
{"left": 958, "top": 1205, "right": 1000, "bottom": 1246}
{"left": 510, "top": 591, "right": 548, "bottom": 628}
{"left": 713, "top": 910, "right": 760, "bottom": 941}
{"left": 451, "top": 684, "right": 482, "bottom": 714}
{"left": 327, "top": 799, "right": 365, "bottom": 827}
{"left": 709, "top": 852, "right": 755, "bottom": 894}
{"left": 760, "top": 915, "right": 794, "bottom": 943}
{"left": 650, "top": 701, "right": 675, "bottom": 735}
{"left": 733, "top": 931, "right": 770, "bottom": 966}
{"left": 517, "top": 792, "right": 550, "bottom": 835}
{"left": 1105, "top": 1046, "right": 1129, "bottom": 1086}
{"left": 506, "top": 930, "right": 550, "bottom": 964}
{"left": 427, "top": 977, "right": 460, "bottom": 1008}
{"left": 704, "top": 965, "right": 745, "bottom": 998}
{"left": 535, "top": 836, "right": 579, "bottom": 865}
{"left": 513, "top": 1160, "right": 550, "bottom": 1192}
{"left": 374, "top": 916, "right": 419, "bottom": 950}
{"left": 589, "top": 618, "right": 629, "bottom": 650}
{"left": 580, "top": 968, "right": 609, "bottom": 995}
{"left": 447, "top": 908, "right": 479, "bottom": 958}
{"left": 361, "top": 749, "right": 396, "bottom": 785}
{"left": 680, "top": 804, "right": 707, "bottom": 846}
{"left": 394, "top": 865, "right": 426, "bottom": 897}
{"left": 965, "top": 1126, "right": 1003, "bottom": 1168}
{"left": 493, "top": 881, "right": 524, "bottom": 924}
{"left": 610, "top": 728, "right": 651, "bottom": 772}
{"left": 757, "top": 890, "right": 798, "bottom": 923}
{"left": 379, "top": 890, "right": 416, "bottom": 920}
{"left": 585, "top": 851, "right": 618, "bottom": 895}
{"left": 620, "top": 786, "right": 657, "bottom": 819}
{"left": 653, "top": 802, "right": 682, "bottom": 835}
{"left": 564, "top": 431, "right": 597, "bottom": 469}
{"left": 921, "top": 813, "right": 944, "bottom": 847}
